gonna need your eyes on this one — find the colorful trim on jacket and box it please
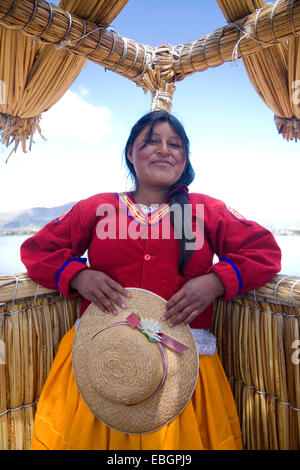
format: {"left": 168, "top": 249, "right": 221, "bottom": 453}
{"left": 117, "top": 192, "right": 170, "bottom": 226}
{"left": 55, "top": 207, "right": 73, "bottom": 223}
{"left": 55, "top": 258, "right": 87, "bottom": 289}
{"left": 220, "top": 256, "right": 243, "bottom": 294}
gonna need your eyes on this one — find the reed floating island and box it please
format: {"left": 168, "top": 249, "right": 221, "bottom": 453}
{"left": 0, "top": 0, "right": 299, "bottom": 450}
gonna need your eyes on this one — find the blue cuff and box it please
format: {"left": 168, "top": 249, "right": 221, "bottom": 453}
{"left": 220, "top": 257, "right": 242, "bottom": 294}
{"left": 55, "top": 258, "right": 87, "bottom": 289}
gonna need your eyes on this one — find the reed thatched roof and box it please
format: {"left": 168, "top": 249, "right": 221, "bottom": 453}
{"left": 0, "top": 0, "right": 299, "bottom": 156}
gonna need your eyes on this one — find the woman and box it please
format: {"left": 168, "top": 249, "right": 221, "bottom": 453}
{"left": 21, "top": 110, "right": 281, "bottom": 450}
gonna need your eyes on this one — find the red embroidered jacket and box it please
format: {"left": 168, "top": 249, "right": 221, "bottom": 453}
{"left": 20, "top": 192, "right": 281, "bottom": 329}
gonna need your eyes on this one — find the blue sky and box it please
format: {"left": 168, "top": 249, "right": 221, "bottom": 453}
{"left": 1, "top": 0, "right": 299, "bottom": 229}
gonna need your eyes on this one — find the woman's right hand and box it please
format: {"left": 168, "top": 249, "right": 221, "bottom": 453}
{"left": 70, "top": 269, "right": 131, "bottom": 315}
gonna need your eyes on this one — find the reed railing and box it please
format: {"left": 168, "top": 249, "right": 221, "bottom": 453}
{"left": 0, "top": 274, "right": 80, "bottom": 450}
{"left": 0, "top": 272, "right": 299, "bottom": 450}
{"left": 212, "top": 274, "right": 300, "bottom": 450}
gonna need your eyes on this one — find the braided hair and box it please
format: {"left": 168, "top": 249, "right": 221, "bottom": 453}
{"left": 124, "top": 110, "right": 196, "bottom": 275}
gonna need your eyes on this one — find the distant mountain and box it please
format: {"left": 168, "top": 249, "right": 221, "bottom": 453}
{"left": 0, "top": 202, "right": 299, "bottom": 235}
{"left": 0, "top": 202, "right": 75, "bottom": 234}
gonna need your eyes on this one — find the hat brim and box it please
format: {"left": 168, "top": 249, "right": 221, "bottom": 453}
{"left": 72, "top": 288, "right": 199, "bottom": 434}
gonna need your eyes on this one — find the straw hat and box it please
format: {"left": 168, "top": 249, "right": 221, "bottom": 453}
{"left": 72, "top": 288, "right": 199, "bottom": 434}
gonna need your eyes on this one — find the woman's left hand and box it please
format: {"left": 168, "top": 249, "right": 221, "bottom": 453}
{"left": 162, "top": 273, "right": 225, "bottom": 327}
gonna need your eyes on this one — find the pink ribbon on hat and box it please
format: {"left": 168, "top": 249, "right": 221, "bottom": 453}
{"left": 126, "top": 313, "right": 188, "bottom": 355}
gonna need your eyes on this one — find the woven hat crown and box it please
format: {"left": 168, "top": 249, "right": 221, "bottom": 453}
{"left": 86, "top": 326, "right": 164, "bottom": 406}
{"left": 72, "top": 288, "right": 199, "bottom": 434}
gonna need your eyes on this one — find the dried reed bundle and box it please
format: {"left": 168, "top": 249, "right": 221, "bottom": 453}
{"left": 274, "top": 36, "right": 300, "bottom": 140}
{"left": 0, "top": 0, "right": 299, "bottom": 144}
{"left": 0, "top": 25, "right": 85, "bottom": 156}
{"left": 288, "top": 37, "right": 300, "bottom": 119}
{"left": 274, "top": 115, "right": 300, "bottom": 140}
{"left": 0, "top": 112, "right": 43, "bottom": 158}
{"left": 212, "top": 274, "right": 300, "bottom": 450}
{"left": 156, "top": 0, "right": 300, "bottom": 81}
{"left": 0, "top": 283, "right": 80, "bottom": 450}
{"left": 244, "top": 273, "right": 300, "bottom": 306}
{"left": 0, "top": 0, "right": 151, "bottom": 84}
{"left": 1, "top": 0, "right": 299, "bottom": 84}
{"left": 59, "top": 0, "right": 129, "bottom": 25}
{"left": 216, "top": 0, "right": 300, "bottom": 142}
{"left": 141, "top": 66, "right": 176, "bottom": 113}
{"left": 0, "top": 0, "right": 128, "bottom": 156}
{"left": 0, "top": 274, "right": 56, "bottom": 303}
{"left": 217, "top": 0, "right": 266, "bottom": 20}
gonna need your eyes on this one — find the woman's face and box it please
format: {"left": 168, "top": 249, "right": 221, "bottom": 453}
{"left": 127, "top": 121, "right": 186, "bottom": 190}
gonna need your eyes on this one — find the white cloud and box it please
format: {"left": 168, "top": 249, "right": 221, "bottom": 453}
{"left": 0, "top": 91, "right": 119, "bottom": 211}
{"left": 190, "top": 144, "right": 300, "bottom": 228}
{"left": 41, "top": 90, "right": 112, "bottom": 143}
{"left": 0, "top": 140, "right": 127, "bottom": 212}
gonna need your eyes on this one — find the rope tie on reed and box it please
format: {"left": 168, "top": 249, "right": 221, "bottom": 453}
{"left": 274, "top": 275, "right": 293, "bottom": 306}
{"left": 101, "top": 29, "right": 117, "bottom": 66}
{"left": 33, "top": 284, "right": 40, "bottom": 303}
{"left": 110, "top": 37, "right": 128, "bottom": 72}
{"left": 228, "top": 0, "right": 299, "bottom": 73}
{"left": 202, "top": 32, "right": 214, "bottom": 68}
{"left": 228, "top": 4, "right": 293, "bottom": 66}
{"left": 230, "top": 16, "right": 252, "bottom": 65}
{"left": 188, "top": 40, "right": 197, "bottom": 72}
{"left": 253, "top": 8, "right": 264, "bottom": 51}
{"left": 0, "top": 0, "right": 18, "bottom": 22}
{"left": 132, "top": 44, "right": 152, "bottom": 81}
{"left": 178, "top": 44, "right": 185, "bottom": 77}
{"left": 289, "top": 279, "right": 300, "bottom": 306}
{"left": 122, "top": 41, "right": 140, "bottom": 74}
{"left": 10, "top": 274, "right": 19, "bottom": 307}
{"left": 0, "top": 296, "right": 63, "bottom": 317}
{"left": 228, "top": 298, "right": 300, "bottom": 319}
{"left": 270, "top": 0, "right": 283, "bottom": 43}
{"left": 151, "top": 90, "right": 173, "bottom": 112}
{"left": 289, "top": 0, "right": 298, "bottom": 37}
{"left": 14, "top": 0, "right": 38, "bottom": 33}
{"left": 30, "top": 1, "right": 55, "bottom": 43}
{"left": 54, "top": 10, "right": 73, "bottom": 47}
{"left": 288, "top": 279, "right": 300, "bottom": 315}
{"left": 227, "top": 377, "right": 300, "bottom": 412}
{"left": 0, "top": 399, "right": 39, "bottom": 418}
{"left": 68, "top": 16, "right": 87, "bottom": 51}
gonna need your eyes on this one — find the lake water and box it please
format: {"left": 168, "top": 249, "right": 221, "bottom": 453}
{"left": 0, "top": 234, "right": 300, "bottom": 278}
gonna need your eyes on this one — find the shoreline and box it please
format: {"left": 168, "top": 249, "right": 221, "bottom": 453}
{"left": 0, "top": 231, "right": 37, "bottom": 236}
{"left": 272, "top": 229, "right": 300, "bottom": 236}
{"left": 1, "top": 229, "right": 300, "bottom": 237}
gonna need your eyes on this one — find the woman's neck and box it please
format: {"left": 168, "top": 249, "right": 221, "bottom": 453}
{"left": 131, "top": 187, "right": 168, "bottom": 206}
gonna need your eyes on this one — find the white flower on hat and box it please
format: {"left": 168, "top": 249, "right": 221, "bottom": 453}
{"left": 139, "top": 318, "right": 162, "bottom": 343}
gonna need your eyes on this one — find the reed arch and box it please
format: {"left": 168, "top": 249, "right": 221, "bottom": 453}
{"left": 0, "top": 0, "right": 300, "bottom": 154}
{"left": 0, "top": 0, "right": 299, "bottom": 450}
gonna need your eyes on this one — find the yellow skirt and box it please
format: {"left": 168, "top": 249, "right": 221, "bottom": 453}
{"left": 30, "top": 325, "right": 243, "bottom": 450}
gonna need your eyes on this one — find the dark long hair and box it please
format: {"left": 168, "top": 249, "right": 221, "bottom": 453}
{"left": 124, "top": 110, "right": 196, "bottom": 275}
